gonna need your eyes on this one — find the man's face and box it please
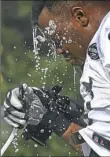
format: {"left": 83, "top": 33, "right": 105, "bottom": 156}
{"left": 37, "top": 5, "right": 103, "bottom": 66}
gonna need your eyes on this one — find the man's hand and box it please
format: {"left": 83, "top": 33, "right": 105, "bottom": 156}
{"left": 3, "top": 83, "right": 47, "bottom": 128}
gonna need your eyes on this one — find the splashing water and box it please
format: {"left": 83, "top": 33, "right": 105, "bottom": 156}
{"left": 2, "top": 19, "right": 82, "bottom": 156}
{"left": 32, "top": 20, "right": 58, "bottom": 88}
{"left": 45, "top": 20, "right": 57, "bottom": 36}
{"left": 34, "top": 144, "right": 38, "bottom": 148}
{"left": 33, "top": 20, "right": 57, "bottom": 59}
{"left": 73, "top": 66, "right": 77, "bottom": 92}
{"left": 11, "top": 132, "right": 19, "bottom": 153}
{"left": 32, "top": 20, "right": 79, "bottom": 93}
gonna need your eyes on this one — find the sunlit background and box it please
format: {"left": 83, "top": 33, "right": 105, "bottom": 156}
{"left": 1, "top": 1, "right": 82, "bottom": 156}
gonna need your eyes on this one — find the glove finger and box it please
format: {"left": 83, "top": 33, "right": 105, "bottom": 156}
{"left": 10, "top": 88, "right": 23, "bottom": 109}
{"left": 4, "top": 100, "right": 10, "bottom": 108}
{"left": 4, "top": 117, "right": 19, "bottom": 128}
{"left": 4, "top": 106, "right": 25, "bottom": 119}
{"left": 11, "top": 110, "right": 25, "bottom": 119}
{"left": 32, "top": 87, "right": 44, "bottom": 94}
{"left": 4, "top": 90, "right": 13, "bottom": 108}
{"left": 7, "top": 114, "right": 26, "bottom": 125}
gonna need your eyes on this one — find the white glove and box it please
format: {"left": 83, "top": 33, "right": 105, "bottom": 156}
{"left": 4, "top": 83, "right": 47, "bottom": 128}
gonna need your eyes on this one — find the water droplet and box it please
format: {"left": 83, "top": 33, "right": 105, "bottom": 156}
{"left": 49, "top": 136, "right": 52, "bottom": 139}
{"left": 63, "top": 37, "right": 66, "bottom": 40}
{"left": 68, "top": 39, "right": 72, "bottom": 44}
{"left": 34, "top": 144, "right": 38, "bottom": 147}
{"left": 49, "top": 120, "right": 51, "bottom": 123}
{"left": 39, "top": 114, "right": 43, "bottom": 118}
{"left": 27, "top": 73, "right": 32, "bottom": 77}
{"left": 15, "top": 148, "right": 19, "bottom": 153}
{"left": 40, "top": 129, "right": 44, "bottom": 133}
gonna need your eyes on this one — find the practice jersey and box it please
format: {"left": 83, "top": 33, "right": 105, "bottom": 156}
{"left": 79, "top": 12, "right": 110, "bottom": 156}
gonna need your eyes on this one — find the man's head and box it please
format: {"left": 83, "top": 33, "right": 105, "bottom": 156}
{"left": 32, "top": 0, "right": 110, "bottom": 65}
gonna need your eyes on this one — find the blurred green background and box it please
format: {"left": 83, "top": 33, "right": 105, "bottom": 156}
{"left": 1, "top": 1, "right": 82, "bottom": 156}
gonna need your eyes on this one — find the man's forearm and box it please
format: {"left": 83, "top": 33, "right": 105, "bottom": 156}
{"left": 62, "top": 123, "right": 82, "bottom": 151}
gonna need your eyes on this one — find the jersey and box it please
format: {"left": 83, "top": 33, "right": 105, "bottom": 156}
{"left": 79, "top": 12, "right": 110, "bottom": 156}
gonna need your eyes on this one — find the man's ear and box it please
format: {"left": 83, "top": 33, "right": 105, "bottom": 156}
{"left": 71, "top": 7, "right": 89, "bottom": 27}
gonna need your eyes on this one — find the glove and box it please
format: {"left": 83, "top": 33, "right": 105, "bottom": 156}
{"left": 4, "top": 83, "right": 47, "bottom": 128}
{"left": 22, "top": 85, "right": 70, "bottom": 145}
{"left": 22, "top": 85, "right": 64, "bottom": 145}
{"left": 22, "top": 85, "right": 86, "bottom": 146}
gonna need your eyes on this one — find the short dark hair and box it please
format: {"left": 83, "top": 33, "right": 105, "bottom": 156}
{"left": 32, "top": 0, "right": 64, "bottom": 26}
{"left": 32, "top": 0, "right": 109, "bottom": 26}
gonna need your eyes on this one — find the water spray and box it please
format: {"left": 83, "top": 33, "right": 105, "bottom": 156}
{"left": 1, "top": 128, "right": 18, "bottom": 156}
